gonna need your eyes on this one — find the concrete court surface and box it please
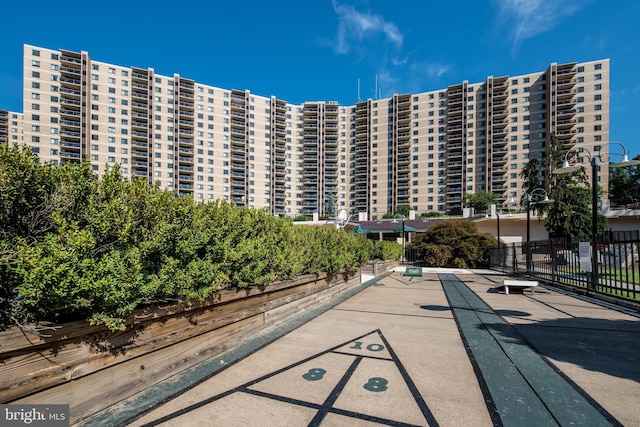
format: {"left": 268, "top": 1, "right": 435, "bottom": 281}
{"left": 83, "top": 268, "right": 640, "bottom": 427}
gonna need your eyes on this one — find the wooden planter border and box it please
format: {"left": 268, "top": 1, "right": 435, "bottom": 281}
{"left": 1, "top": 270, "right": 360, "bottom": 423}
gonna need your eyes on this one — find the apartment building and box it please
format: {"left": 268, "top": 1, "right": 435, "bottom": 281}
{"left": 0, "top": 110, "right": 22, "bottom": 146}
{"left": 6, "top": 44, "right": 609, "bottom": 220}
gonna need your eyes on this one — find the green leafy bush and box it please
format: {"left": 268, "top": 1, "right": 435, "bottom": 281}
{"left": 370, "top": 240, "right": 402, "bottom": 261}
{"left": 1, "top": 146, "right": 394, "bottom": 331}
{"left": 408, "top": 220, "right": 496, "bottom": 268}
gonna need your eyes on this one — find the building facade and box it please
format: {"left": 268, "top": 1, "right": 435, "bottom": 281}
{"left": 2, "top": 44, "right": 610, "bottom": 220}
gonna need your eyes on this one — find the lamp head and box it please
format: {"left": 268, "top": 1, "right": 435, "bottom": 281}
{"left": 609, "top": 154, "right": 640, "bottom": 168}
{"left": 537, "top": 196, "right": 554, "bottom": 204}
{"left": 553, "top": 163, "right": 581, "bottom": 174}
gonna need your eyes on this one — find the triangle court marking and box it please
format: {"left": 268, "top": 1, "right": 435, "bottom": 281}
{"left": 141, "top": 329, "right": 439, "bottom": 427}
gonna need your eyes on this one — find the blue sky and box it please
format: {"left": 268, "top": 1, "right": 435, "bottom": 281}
{"left": 2, "top": 0, "right": 640, "bottom": 156}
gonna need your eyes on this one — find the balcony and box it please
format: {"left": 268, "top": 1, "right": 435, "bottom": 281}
{"left": 60, "top": 151, "right": 81, "bottom": 159}
{"left": 557, "top": 109, "right": 576, "bottom": 118}
{"left": 557, "top": 67, "right": 577, "bottom": 76}
{"left": 492, "top": 90, "right": 508, "bottom": 100}
{"left": 556, "top": 89, "right": 576, "bottom": 100}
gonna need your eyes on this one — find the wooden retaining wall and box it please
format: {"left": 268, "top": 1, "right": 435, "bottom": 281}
{"left": 361, "top": 259, "right": 398, "bottom": 276}
{"left": 0, "top": 270, "right": 360, "bottom": 424}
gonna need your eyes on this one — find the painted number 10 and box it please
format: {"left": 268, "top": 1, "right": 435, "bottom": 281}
{"left": 350, "top": 341, "right": 385, "bottom": 352}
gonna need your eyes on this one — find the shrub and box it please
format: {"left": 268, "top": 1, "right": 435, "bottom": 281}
{"left": 370, "top": 240, "right": 402, "bottom": 261}
{"left": 408, "top": 220, "right": 496, "bottom": 268}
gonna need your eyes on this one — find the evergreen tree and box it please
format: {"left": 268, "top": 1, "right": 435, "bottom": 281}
{"left": 324, "top": 193, "right": 337, "bottom": 217}
{"left": 519, "top": 133, "right": 604, "bottom": 238}
{"left": 608, "top": 154, "right": 640, "bottom": 207}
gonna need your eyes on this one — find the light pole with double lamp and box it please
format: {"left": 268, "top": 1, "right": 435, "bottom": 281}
{"left": 524, "top": 188, "right": 554, "bottom": 271}
{"left": 495, "top": 204, "right": 513, "bottom": 268}
{"left": 553, "top": 141, "right": 639, "bottom": 291}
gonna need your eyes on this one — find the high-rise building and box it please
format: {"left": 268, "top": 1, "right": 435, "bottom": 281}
{"left": 4, "top": 44, "right": 610, "bottom": 219}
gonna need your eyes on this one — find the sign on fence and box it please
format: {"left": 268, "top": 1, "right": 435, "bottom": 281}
{"left": 579, "top": 242, "right": 592, "bottom": 272}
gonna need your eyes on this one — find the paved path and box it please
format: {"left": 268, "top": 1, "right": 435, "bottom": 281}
{"left": 80, "top": 268, "right": 640, "bottom": 427}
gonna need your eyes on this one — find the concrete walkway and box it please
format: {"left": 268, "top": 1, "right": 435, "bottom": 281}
{"left": 81, "top": 268, "right": 640, "bottom": 427}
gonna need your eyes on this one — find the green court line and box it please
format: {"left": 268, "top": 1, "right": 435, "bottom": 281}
{"left": 439, "top": 273, "right": 617, "bottom": 427}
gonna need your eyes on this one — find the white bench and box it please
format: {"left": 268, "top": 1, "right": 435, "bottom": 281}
{"left": 499, "top": 280, "right": 539, "bottom": 296}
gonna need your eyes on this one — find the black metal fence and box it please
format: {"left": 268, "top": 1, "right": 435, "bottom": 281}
{"left": 489, "top": 230, "right": 640, "bottom": 301}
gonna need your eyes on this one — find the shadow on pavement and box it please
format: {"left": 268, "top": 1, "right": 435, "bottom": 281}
{"left": 485, "top": 317, "right": 640, "bottom": 383}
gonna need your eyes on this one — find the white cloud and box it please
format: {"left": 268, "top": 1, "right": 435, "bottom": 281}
{"left": 327, "top": 1, "right": 451, "bottom": 97}
{"left": 331, "top": 0, "right": 403, "bottom": 55}
{"left": 426, "top": 64, "right": 450, "bottom": 79}
{"left": 494, "top": 0, "right": 583, "bottom": 49}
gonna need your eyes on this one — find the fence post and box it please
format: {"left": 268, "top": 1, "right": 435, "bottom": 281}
{"left": 550, "top": 239, "right": 556, "bottom": 284}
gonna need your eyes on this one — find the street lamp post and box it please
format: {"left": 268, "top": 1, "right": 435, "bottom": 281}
{"left": 553, "top": 141, "right": 639, "bottom": 292}
{"left": 393, "top": 214, "right": 406, "bottom": 264}
{"left": 496, "top": 208, "right": 500, "bottom": 250}
{"left": 496, "top": 204, "right": 515, "bottom": 268}
{"left": 524, "top": 189, "right": 553, "bottom": 271}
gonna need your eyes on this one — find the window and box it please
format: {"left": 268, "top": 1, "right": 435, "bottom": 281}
{"left": 594, "top": 63, "right": 602, "bottom": 70}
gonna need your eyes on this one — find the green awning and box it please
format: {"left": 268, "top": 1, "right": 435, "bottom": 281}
{"left": 394, "top": 225, "right": 417, "bottom": 232}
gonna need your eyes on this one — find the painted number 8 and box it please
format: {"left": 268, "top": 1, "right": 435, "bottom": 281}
{"left": 302, "top": 368, "right": 326, "bottom": 381}
{"left": 364, "top": 377, "right": 388, "bottom": 392}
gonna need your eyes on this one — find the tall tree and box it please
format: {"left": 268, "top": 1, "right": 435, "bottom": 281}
{"left": 546, "top": 134, "right": 596, "bottom": 238}
{"left": 518, "top": 157, "right": 544, "bottom": 211}
{"left": 323, "top": 193, "right": 337, "bottom": 217}
{"left": 520, "top": 133, "right": 602, "bottom": 238}
{"left": 463, "top": 191, "right": 497, "bottom": 215}
{"left": 608, "top": 154, "right": 640, "bottom": 207}
{"left": 395, "top": 204, "right": 411, "bottom": 217}
{"left": 520, "top": 157, "right": 541, "bottom": 194}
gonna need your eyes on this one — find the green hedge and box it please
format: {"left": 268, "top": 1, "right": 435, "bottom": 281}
{"left": 370, "top": 240, "right": 402, "bottom": 261}
{"left": 0, "top": 145, "right": 395, "bottom": 331}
